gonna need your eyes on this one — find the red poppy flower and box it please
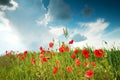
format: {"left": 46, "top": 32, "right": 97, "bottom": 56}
{"left": 94, "top": 49, "right": 104, "bottom": 58}
{"left": 69, "top": 40, "right": 74, "bottom": 44}
{"left": 49, "top": 42, "right": 54, "bottom": 48}
{"left": 75, "top": 58, "right": 81, "bottom": 66}
{"left": 53, "top": 66, "right": 59, "bottom": 74}
{"left": 59, "top": 45, "right": 65, "bottom": 53}
{"left": 24, "top": 50, "right": 28, "bottom": 56}
{"left": 82, "top": 49, "right": 90, "bottom": 58}
{"left": 91, "top": 62, "right": 96, "bottom": 67}
{"left": 41, "top": 57, "right": 48, "bottom": 62}
{"left": 39, "top": 46, "right": 43, "bottom": 51}
{"left": 71, "top": 53, "right": 76, "bottom": 59}
{"left": 41, "top": 49, "right": 46, "bottom": 54}
{"left": 59, "top": 47, "right": 64, "bottom": 53}
{"left": 74, "top": 49, "right": 79, "bottom": 54}
{"left": 85, "top": 70, "right": 94, "bottom": 78}
{"left": 67, "top": 66, "right": 72, "bottom": 73}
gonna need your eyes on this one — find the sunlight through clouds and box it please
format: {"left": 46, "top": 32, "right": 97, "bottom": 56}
{"left": 0, "top": 11, "right": 26, "bottom": 54}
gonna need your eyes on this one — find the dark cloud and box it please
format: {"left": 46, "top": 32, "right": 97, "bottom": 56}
{"left": 82, "top": 6, "right": 93, "bottom": 17}
{"left": 0, "top": 0, "right": 13, "bottom": 7}
{"left": 48, "top": 0, "right": 71, "bottom": 20}
{"left": 72, "top": 34, "right": 87, "bottom": 42}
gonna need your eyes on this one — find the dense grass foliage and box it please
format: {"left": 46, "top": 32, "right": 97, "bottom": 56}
{"left": 0, "top": 43, "right": 120, "bottom": 80}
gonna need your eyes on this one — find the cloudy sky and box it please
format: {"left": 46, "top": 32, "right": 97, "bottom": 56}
{"left": 0, "top": 0, "right": 120, "bottom": 54}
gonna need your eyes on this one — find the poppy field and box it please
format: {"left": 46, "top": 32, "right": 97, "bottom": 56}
{"left": 0, "top": 40, "right": 120, "bottom": 80}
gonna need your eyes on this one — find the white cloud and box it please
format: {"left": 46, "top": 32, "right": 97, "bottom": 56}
{"left": 0, "top": 0, "right": 18, "bottom": 10}
{"left": 0, "top": 12, "right": 26, "bottom": 54}
{"left": 49, "top": 26, "right": 65, "bottom": 36}
{"left": 79, "top": 18, "right": 109, "bottom": 39}
{"left": 73, "top": 18, "right": 110, "bottom": 49}
{"left": 81, "top": 18, "right": 109, "bottom": 32}
{"left": 0, "top": 12, "right": 12, "bottom": 31}
{"left": 37, "top": 13, "right": 52, "bottom": 26}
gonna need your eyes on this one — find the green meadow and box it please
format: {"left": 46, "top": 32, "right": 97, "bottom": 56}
{"left": 0, "top": 42, "right": 120, "bottom": 80}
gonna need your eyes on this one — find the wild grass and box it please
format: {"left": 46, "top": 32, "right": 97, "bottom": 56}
{"left": 0, "top": 46, "right": 120, "bottom": 80}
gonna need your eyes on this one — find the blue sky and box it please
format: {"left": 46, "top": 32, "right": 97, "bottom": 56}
{"left": 0, "top": 0, "right": 120, "bottom": 54}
